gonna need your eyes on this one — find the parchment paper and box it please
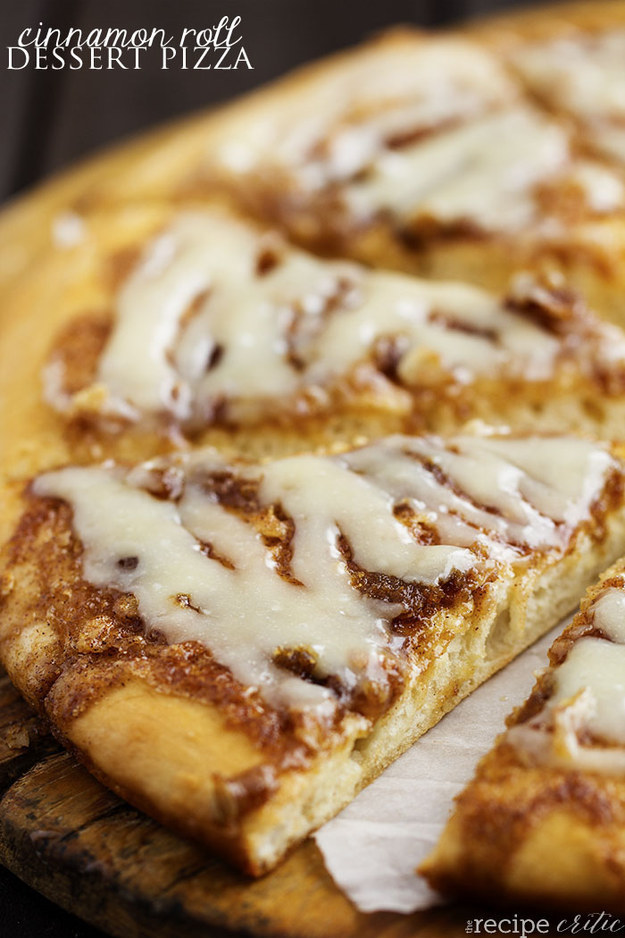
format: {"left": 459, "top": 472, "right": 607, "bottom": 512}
{"left": 314, "top": 622, "right": 565, "bottom": 913}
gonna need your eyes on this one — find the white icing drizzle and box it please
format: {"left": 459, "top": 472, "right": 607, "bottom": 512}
{"left": 96, "top": 213, "right": 310, "bottom": 420}
{"left": 258, "top": 454, "right": 473, "bottom": 584}
{"left": 51, "top": 212, "right": 86, "bottom": 250}
{"left": 456, "top": 436, "right": 615, "bottom": 528}
{"left": 344, "top": 435, "right": 613, "bottom": 556}
{"left": 214, "top": 35, "right": 625, "bottom": 233}
{"left": 590, "top": 586, "right": 625, "bottom": 643}
{"left": 345, "top": 107, "right": 569, "bottom": 232}
{"left": 216, "top": 37, "right": 518, "bottom": 182}
{"left": 567, "top": 162, "right": 625, "bottom": 213}
{"left": 308, "top": 274, "right": 560, "bottom": 386}
{"left": 46, "top": 211, "right": 625, "bottom": 426}
{"left": 509, "top": 574, "right": 625, "bottom": 775}
{"left": 33, "top": 433, "right": 615, "bottom": 715}
{"left": 551, "top": 638, "right": 625, "bottom": 745}
{"left": 552, "top": 583, "right": 625, "bottom": 745}
{"left": 513, "top": 31, "right": 625, "bottom": 164}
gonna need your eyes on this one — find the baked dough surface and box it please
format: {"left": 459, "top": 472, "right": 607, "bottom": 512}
{"left": 4, "top": 0, "right": 625, "bottom": 885}
{"left": 421, "top": 558, "right": 625, "bottom": 911}
{"left": 4, "top": 434, "right": 625, "bottom": 873}
{"left": 7, "top": 203, "right": 625, "bottom": 467}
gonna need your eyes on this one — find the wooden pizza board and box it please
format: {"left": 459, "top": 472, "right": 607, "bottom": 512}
{"left": 0, "top": 668, "right": 486, "bottom": 938}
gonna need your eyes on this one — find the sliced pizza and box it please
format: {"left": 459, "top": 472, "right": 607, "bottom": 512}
{"left": 6, "top": 9, "right": 625, "bottom": 330}
{"left": 33, "top": 22, "right": 625, "bottom": 327}
{"left": 2, "top": 430, "right": 625, "bottom": 875}
{"left": 471, "top": 1, "right": 625, "bottom": 169}
{"left": 421, "top": 554, "right": 625, "bottom": 910}
{"left": 6, "top": 204, "right": 625, "bottom": 485}
{"left": 183, "top": 29, "right": 625, "bottom": 326}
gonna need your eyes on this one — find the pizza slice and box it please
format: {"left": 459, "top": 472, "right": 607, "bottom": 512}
{"left": 8, "top": 204, "right": 625, "bottom": 481}
{"left": 185, "top": 28, "right": 625, "bottom": 326}
{"left": 2, "top": 430, "right": 625, "bottom": 874}
{"left": 470, "top": 2, "right": 625, "bottom": 169}
{"left": 41, "top": 22, "right": 625, "bottom": 328}
{"left": 420, "top": 553, "right": 625, "bottom": 910}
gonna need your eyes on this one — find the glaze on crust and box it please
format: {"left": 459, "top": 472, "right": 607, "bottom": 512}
{"left": 18, "top": 205, "right": 625, "bottom": 457}
{"left": 3, "top": 433, "right": 625, "bottom": 873}
{"left": 421, "top": 557, "right": 625, "bottom": 911}
{"left": 470, "top": 2, "right": 625, "bottom": 172}
{"left": 181, "top": 27, "right": 625, "bottom": 327}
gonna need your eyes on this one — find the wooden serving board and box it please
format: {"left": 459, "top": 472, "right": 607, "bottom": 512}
{"left": 0, "top": 669, "right": 485, "bottom": 938}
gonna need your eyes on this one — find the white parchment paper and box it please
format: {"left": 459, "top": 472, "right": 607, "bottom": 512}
{"left": 314, "top": 623, "right": 565, "bottom": 913}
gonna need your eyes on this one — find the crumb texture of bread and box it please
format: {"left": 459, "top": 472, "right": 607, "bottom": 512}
{"left": 3, "top": 433, "right": 625, "bottom": 873}
{"left": 421, "top": 556, "right": 625, "bottom": 910}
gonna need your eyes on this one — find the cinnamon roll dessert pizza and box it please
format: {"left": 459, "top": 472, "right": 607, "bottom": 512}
{"left": 3, "top": 0, "right": 625, "bottom": 898}
{"left": 4, "top": 431, "right": 625, "bottom": 873}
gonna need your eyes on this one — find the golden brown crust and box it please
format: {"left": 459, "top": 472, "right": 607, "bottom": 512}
{"left": 422, "top": 743, "right": 625, "bottom": 911}
{"left": 0, "top": 458, "right": 501, "bottom": 865}
{"left": 3, "top": 443, "right": 625, "bottom": 874}
{"left": 420, "top": 557, "right": 625, "bottom": 910}
{"left": 3, "top": 197, "right": 625, "bottom": 488}
{"left": 464, "top": 1, "right": 625, "bottom": 48}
